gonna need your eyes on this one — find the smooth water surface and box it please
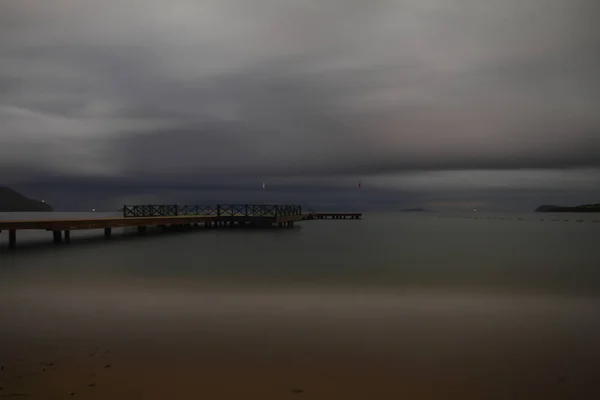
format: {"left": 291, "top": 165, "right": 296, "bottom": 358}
{"left": 1, "top": 211, "right": 599, "bottom": 293}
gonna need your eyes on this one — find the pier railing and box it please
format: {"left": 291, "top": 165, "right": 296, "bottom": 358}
{"left": 123, "top": 204, "right": 302, "bottom": 218}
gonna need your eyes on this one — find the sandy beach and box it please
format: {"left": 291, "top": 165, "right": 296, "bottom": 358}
{"left": 2, "top": 286, "right": 600, "bottom": 399}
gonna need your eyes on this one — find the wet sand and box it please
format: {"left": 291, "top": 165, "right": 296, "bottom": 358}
{"left": 1, "top": 286, "right": 600, "bottom": 399}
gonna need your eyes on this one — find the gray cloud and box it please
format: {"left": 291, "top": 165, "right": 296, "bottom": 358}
{"left": 1, "top": 0, "right": 599, "bottom": 207}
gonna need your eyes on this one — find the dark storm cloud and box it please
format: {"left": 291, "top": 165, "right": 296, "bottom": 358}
{"left": 1, "top": 0, "right": 600, "bottom": 196}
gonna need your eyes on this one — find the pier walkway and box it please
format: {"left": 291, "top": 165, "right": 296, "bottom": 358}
{"left": 0, "top": 204, "right": 362, "bottom": 249}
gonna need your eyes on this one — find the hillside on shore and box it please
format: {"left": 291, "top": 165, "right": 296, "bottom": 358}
{"left": 0, "top": 187, "right": 53, "bottom": 212}
{"left": 535, "top": 203, "right": 600, "bottom": 213}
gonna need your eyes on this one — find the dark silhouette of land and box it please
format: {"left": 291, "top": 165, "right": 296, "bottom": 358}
{"left": 536, "top": 203, "right": 600, "bottom": 213}
{"left": 0, "top": 187, "right": 52, "bottom": 212}
{"left": 400, "top": 208, "right": 432, "bottom": 212}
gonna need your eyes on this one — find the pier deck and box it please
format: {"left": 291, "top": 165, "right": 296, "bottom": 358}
{"left": 0, "top": 204, "right": 361, "bottom": 249}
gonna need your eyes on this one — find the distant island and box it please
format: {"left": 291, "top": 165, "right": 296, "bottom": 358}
{"left": 535, "top": 203, "right": 600, "bottom": 213}
{"left": 0, "top": 187, "right": 53, "bottom": 212}
{"left": 400, "top": 208, "right": 432, "bottom": 212}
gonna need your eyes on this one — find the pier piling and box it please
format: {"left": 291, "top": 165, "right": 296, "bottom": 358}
{"left": 8, "top": 229, "right": 16, "bottom": 249}
{"left": 52, "top": 230, "right": 62, "bottom": 244}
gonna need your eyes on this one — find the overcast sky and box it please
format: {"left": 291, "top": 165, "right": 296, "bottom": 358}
{"left": 1, "top": 0, "right": 599, "bottom": 210}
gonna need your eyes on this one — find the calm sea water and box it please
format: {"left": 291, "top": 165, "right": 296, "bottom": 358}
{"left": 1, "top": 211, "right": 599, "bottom": 294}
{"left": 1, "top": 212, "right": 600, "bottom": 398}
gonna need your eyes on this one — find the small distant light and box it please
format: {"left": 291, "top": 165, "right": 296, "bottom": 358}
{"left": 41, "top": 200, "right": 45, "bottom": 203}
{"left": 474, "top": 209, "right": 477, "bottom": 212}
{"left": 92, "top": 208, "right": 96, "bottom": 212}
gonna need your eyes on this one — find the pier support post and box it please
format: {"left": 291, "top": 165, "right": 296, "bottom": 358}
{"left": 8, "top": 229, "right": 16, "bottom": 250}
{"left": 104, "top": 228, "right": 112, "bottom": 238}
{"left": 64, "top": 230, "right": 71, "bottom": 244}
{"left": 53, "top": 230, "right": 62, "bottom": 243}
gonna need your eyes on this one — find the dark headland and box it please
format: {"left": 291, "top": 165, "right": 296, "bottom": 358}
{"left": 535, "top": 203, "right": 600, "bottom": 213}
{"left": 400, "top": 208, "right": 432, "bottom": 212}
{"left": 0, "top": 186, "right": 53, "bottom": 212}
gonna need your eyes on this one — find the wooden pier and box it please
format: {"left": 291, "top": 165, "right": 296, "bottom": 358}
{"left": 303, "top": 212, "right": 362, "bottom": 220}
{"left": 0, "top": 204, "right": 362, "bottom": 250}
